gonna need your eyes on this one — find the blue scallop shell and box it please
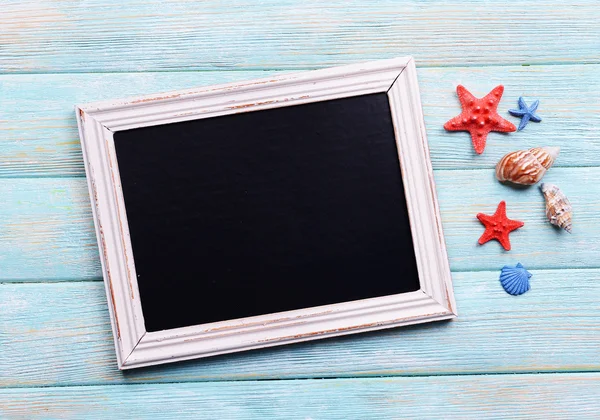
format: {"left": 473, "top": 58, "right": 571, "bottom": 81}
{"left": 499, "top": 263, "right": 532, "bottom": 296}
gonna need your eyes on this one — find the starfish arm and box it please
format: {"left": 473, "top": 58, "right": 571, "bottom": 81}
{"left": 530, "top": 100, "right": 540, "bottom": 112}
{"left": 482, "top": 85, "right": 505, "bottom": 110}
{"left": 477, "top": 213, "right": 493, "bottom": 226}
{"left": 517, "top": 114, "right": 531, "bottom": 131}
{"left": 444, "top": 114, "right": 469, "bottom": 131}
{"left": 478, "top": 229, "right": 496, "bottom": 245}
{"left": 497, "top": 232, "right": 512, "bottom": 251}
{"left": 493, "top": 116, "right": 517, "bottom": 133}
{"left": 471, "top": 131, "right": 488, "bottom": 155}
{"left": 506, "top": 219, "right": 525, "bottom": 232}
{"left": 456, "top": 85, "right": 477, "bottom": 107}
{"left": 518, "top": 96, "right": 527, "bottom": 109}
{"left": 529, "top": 113, "right": 542, "bottom": 123}
{"left": 495, "top": 201, "right": 507, "bottom": 218}
{"left": 508, "top": 108, "right": 527, "bottom": 117}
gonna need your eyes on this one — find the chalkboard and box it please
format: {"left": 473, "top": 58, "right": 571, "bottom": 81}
{"left": 79, "top": 58, "right": 455, "bottom": 368}
{"left": 114, "top": 93, "right": 420, "bottom": 332}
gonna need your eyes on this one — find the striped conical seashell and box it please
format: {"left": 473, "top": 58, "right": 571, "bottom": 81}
{"left": 496, "top": 146, "right": 560, "bottom": 185}
{"left": 540, "top": 183, "right": 573, "bottom": 233}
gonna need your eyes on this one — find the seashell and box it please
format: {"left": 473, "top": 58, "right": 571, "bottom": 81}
{"left": 496, "top": 146, "right": 560, "bottom": 185}
{"left": 540, "top": 183, "right": 573, "bottom": 233}
{"left": 499, "top": 263, "right": 532, "bottom": 296}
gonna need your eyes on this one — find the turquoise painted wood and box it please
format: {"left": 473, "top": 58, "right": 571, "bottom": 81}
{"left": 2, "top": 0, "right": 599, "bottom": 72}
{"left": 2, "top": 269, "right": 599, "bottom": 388}
{"left": 2, "top": 0, "right": 599, "bottom": 417}
{"left": 1, "top": 64, "right": 598, "bottom": 177}
{"left": 2, "top": 374, "right": 600, "bottom": 419}
{"left": 0, "top": 168, "right": 597, "bottom": 280}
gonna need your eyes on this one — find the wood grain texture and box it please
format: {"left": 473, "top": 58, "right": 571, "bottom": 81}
{"left": 1, "top": 64, "right": 598, "bottom": 177}
{"left": 1, "top": 0, "right": 599, "bottom": 73}
{"left": 2, "top": 268, "right": 599, "bottom": 387}
{"left": 0, "top": 178, "right": 99, "bottom": 281}
{"left": 2, "top": 373, "right": 600, "bottom": 419}
{"left": 0, "top": 167, "right": 597, "bottom": 281}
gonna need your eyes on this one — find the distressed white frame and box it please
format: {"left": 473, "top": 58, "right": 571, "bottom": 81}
{"left": 76, "top": 56, "right": 456, "bottom": 370}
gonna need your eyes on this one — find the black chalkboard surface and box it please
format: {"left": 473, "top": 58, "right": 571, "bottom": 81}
{"left": 114, "top": 92, "right": 419, "bottom": 332}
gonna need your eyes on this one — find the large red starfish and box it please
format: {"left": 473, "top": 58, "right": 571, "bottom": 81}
{"left": 444, "top": 85, "right": 516, "bottom": 154}
{"left": 477, "top": 201, "right": 524, "bottom": 251}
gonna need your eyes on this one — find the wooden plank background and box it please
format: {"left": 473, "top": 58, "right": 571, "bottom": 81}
{"left": 1, "top": 0, "right": 599, "bottom": 418}
{"left": 2, "top": 374, "right": 599, "bottom": 419}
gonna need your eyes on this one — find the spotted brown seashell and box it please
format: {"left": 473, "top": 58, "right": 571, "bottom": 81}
{"left": 496, "top": 146, "right": 560, "bottom": 185}
{"left": 541, "top": 183, "right": 572, "bottom": 233}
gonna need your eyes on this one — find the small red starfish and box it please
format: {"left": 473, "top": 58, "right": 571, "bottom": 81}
{"left": 444, "top": 85, "right": 516, "bottom": 154}
{"left": 477, "top": 201, "right": 524, "bottom": 251}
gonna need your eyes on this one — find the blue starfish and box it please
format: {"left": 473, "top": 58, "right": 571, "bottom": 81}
{"left": 508, "top": 96, "right": 542, "bottom": 131}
